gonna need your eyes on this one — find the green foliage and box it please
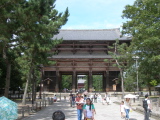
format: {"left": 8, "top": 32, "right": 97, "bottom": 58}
{"left": 61, "top": 75, "right": 72, "bottom": 90}
{"left": 122, "top": 0, "right": 160, "bottom": 92}
{"left": 0, "top": 0, "right": 69, "bottom": 100}
{"left": 93, "top": 75, "right": 103, "bottom": 92}
{"left": 84, "top": 75, "right": 103, "bottom": 92}
{"left": 150, "top": 80, "right": 158, "bottom": 87}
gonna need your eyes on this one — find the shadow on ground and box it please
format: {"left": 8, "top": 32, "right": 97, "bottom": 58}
{"left": 23, "top": 101, "right": 77, "bottom": 120}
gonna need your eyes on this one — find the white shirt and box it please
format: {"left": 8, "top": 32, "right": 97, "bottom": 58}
{"left": 84, "top": 105, "right": 94, "bottom": 118}
{"left": 124, "top": 101, "right": 130, "bottom": 109}
{"left": 120, "top": 104, "right": 125, "bottom": 112}
{"left": 145, "top": 98, "right": 150, "bottom": 109}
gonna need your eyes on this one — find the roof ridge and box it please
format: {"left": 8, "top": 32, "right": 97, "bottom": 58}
{"left": 60, "top": 28, "right": 120, "bottom": 31}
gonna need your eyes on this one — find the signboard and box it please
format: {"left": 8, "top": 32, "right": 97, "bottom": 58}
{"left": 113, "top": 84, "right": 116, "bottom": 91}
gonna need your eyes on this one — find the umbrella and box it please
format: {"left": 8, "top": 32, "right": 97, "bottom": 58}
{"left": 124, "top": 94, "right": 137, "bottom": 98}
{"left": 0, "top": 96, "right": 18, "bottom": 120}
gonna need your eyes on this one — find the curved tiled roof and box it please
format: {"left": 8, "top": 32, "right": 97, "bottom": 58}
{"left": 53, "top": 28, "right": 131, "bottom": 41}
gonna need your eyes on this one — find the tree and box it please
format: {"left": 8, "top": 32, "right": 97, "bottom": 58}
{"left": 61, "top": 75, "right": 72, "bottom": 90}
{"left": 16, "top": 0, "right": 69, "bottom": 105}
{"left": 106, "top": 39, "right": 131, "bottom": 98}
{"left": 0, "top": 0, "right": 24, "bottom": 97}
{"left": 122, "top": 0, "right": 160, "bottom": 95}
{"left": 0, "top": 0, "right": 69, "bottom": 104}
{"left": 92, "top": 75, "right": 103, "bottom": 92}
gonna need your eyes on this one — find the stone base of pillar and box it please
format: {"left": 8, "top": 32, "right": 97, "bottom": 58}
{"left": 89, "top": 88, "right": 92, "bottom": 92}
{"left": 55, "top": 86, "right": 59, "bottom": 92}
{"left": 72, "top": 88, "right": 75, "bottom": 93}
{"left": 106, "top": 88, "right": 109, "bottom": 92}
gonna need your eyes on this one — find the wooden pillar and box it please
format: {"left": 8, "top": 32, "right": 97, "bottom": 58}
{"left": 59, "top": 74, "right": 62, "bottom": 92}
{"left": 88, "top": 69, "right": 93, "bottom": 92}
{"left": 72, "top": 69, "right": 76, "bottom": 92}
{"left": 103, "top": 72, "right": 106, "bottom": 92}
{"left": 104, "top": 71, "right": 110, "bottom": 92}
{"left": 55, "top": 70, "right": 59, "bottom": 92}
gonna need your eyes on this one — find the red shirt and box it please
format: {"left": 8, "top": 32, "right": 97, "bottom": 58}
{"left": 76, "top": 97, "right": 83, "bottom": 109}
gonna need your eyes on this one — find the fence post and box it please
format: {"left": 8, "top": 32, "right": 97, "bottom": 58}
{"left": 51, "top": 98, "right": 53, "bottom": 104}
{"left": 36, "top": 102, "right": 38, "bottom": 111}
{"left": 45, "top": 100, "right": 46, "bottom": 107}
{"left": 28, "top": 105, "right": 30, "bottom": 115}
{"left": 22, "top": 107, "right": 24, "bottom": 117}
{"left": 47, "top": 98, "right": 49, "bottom": 105}
{"left": 40, "top": 101, "right": 42, "bottom": 109}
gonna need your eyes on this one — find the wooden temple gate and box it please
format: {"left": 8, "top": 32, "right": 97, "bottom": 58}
{"left": 43, "top": 29, "right": 131, "bottom": 92}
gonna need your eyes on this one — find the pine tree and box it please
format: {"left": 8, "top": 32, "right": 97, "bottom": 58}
{"left": 15, "top": 0, "right": 69, "bottom": 105}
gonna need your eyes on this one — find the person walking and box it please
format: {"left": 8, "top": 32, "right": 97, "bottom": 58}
{"left": 90, "top": 94, "right": 94, "bottom": 102}
{"left": 53, "top": 95, "right": 57, "bottom": 102}
{"left": 105, "top": 93, "right": 110, "bottom": 105}
{"left": 143, "top": 94, "right": 151, "bottom": 120}
{"left": 76, "top": 93, "right": 84, "bottom": 120}
{"left": 69, "top": 92, "right": 73, "bottom": 107}
{"left": 120, "top": 101, "right": 125, "bottom": 119}
{"left": 93, "top": 93, "right": 97, "bottom": 103}
{"left": 124, "top": 98, "right": 131, "bottom": 120}
{"left": 72, "top": 94, "right": 76, "bottom": 108}
{"left": 83, "top": 98, "right": 95, "bottom": 120}
{"left": 97, "top": 93, "right": 102, "bottom": 103}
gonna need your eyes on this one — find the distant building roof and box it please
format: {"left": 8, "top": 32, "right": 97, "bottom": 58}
{"left": 78, "top": 79, "right": 86, "bottom": 84}
{"left": 53, "top": 29, "right": 131, "bottom": 41}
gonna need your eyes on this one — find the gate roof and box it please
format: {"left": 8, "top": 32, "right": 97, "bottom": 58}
{"left": 53, "top": 28, "right": 131, "bottom": 41}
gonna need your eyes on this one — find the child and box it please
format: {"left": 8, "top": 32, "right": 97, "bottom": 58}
{"left": 102, "top": 97, "right": 105, "bottom": 105}
{"left": 53, "top": 95, "right": 57, "bottom": 102}
{"left": 83, "top": 98, "right": 95, "bottom": 120}
{"left": 120, "top": 101, "right": 125, "bottom": 119}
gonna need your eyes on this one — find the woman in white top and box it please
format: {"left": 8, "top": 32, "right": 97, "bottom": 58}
{"left": 105, "top": 93, "right": 110, "bottom": 105}
{"left": 83, "top": 98, "right": 95, "bottom": 120}
{"left": 97, "top": 93, "right": 102, "bottom": 103}
{"left": 124, "top": 98, "right": 131, "bottom": 120}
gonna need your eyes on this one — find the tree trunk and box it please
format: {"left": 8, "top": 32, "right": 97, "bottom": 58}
{"left": 120, "top": 69, "right": 125, "bottom": 98}
{"left": 4, "top": 63, "right": 11, "bottom": 98}
{"left": 22, "top": 65, "right": 33, "bottom": 105}
{"left": 148, "top": 86, "right": 152, "bottom": 96}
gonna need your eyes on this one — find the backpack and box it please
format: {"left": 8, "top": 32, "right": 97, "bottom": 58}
{"left": 143, "top": 99, "right": 148, "bottom": 110}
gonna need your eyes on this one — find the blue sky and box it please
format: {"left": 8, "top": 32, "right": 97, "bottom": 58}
{"left": 55, "top": 0, "right": 135, "bottom": 29}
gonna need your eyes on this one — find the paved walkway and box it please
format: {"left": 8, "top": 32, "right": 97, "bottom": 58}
{"left": 23, "top": 97, "right": 158, "bottom": 120}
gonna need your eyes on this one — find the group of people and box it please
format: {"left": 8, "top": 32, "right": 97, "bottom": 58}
{"left": 120, "top": 98, "right": 131, "bottom": 120}
{"left": 68, "top": 92, "right": 112, "bottom": 120}
{"left": 70, "top": 93, "right": 111, "bottom": 106}
{"left": 70, "top": 93, "right": 96, "bottom": 120}
{"left": 52, "top": 93, "right": 152, "bottom": 120}
{"left": 120, "top": 94, "right": 152, "bottom": 120}
{"left": 90, "top": 93, "right": 111, "bottom": 104}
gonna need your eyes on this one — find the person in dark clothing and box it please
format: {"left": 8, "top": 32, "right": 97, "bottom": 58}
{"left": 144, "top": 94, "right": 152, "bottom": 120}
{"left": 72, "top": 94, "right": 76, "bottom": 108}
{"left": 69, "top": 92, "right": 73, "bottom": 107}
{"left": 94, "top": 93, "right": 97, "bottom": 103}
{"left": 52, "top": 110, "right": 65, "bottom": 120}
